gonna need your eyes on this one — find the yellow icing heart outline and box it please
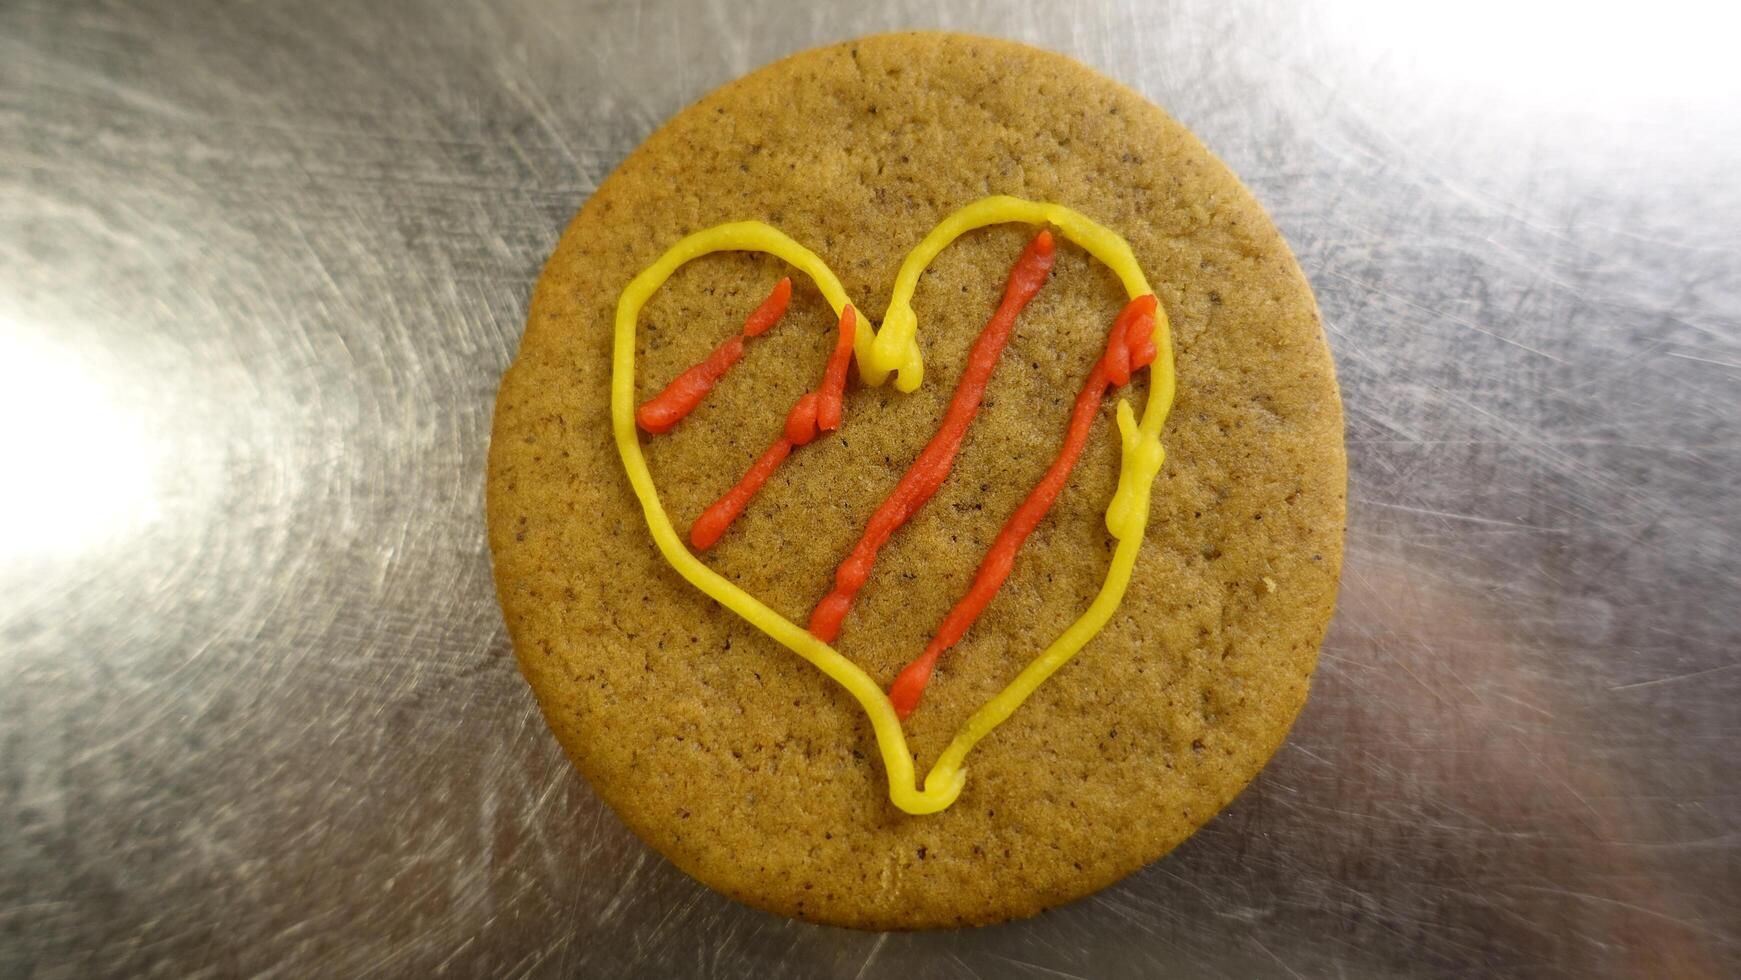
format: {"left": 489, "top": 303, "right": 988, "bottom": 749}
{"left": 611, "top": 196, "right": 1175, "bottom": 814}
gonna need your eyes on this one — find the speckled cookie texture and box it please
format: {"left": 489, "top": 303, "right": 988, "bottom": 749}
{"left": 488, "top": 32, "right": 1345, "bottom": 929}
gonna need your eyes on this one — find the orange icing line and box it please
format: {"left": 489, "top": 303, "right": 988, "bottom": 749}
{"left": 816, "top": 305, "right": 856, "bottom": 431}
{"left": 807, "top": 231, "right": 1057, "bottom": 643}
{"left": 692, "top": 438, "right": 794, "bottom": 549}
{"left": 636, "top": 276, "right": 792, "bottom": 434}
{"left": 742, "top": 276, "right": 794, "bottom": 337}
{"left": 689, "top": 304, "right": 859, "bottom": 550}
{"left": 889, "top": 295, "right": 1158, "bottom": 718}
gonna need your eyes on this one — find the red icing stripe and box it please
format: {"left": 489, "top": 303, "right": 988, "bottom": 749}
{"left": 889, "top": 295, "right": 1158, "bottom": 719}
{"left": 742, "top": 276, "right": 793, "bottom": 337}
{"left": 807, "top": 231, "right": 1058, "bottom": 643}
{"left": 688, "top": 304, "right": 858, "bottom": 549}
{"left": 784, "top": 391, "right": 821, "bottom": 445}
{"left": 690, "top": 438, "right": 794, "bottom": 549}
{"left": 636, "top": 276, "right": 793, "bottom": 434}
{"left": 636, "top": 335, "right": 746, "bottom": 435}
{"left": 816, "top": 305, "right": 856, "bottom": 432}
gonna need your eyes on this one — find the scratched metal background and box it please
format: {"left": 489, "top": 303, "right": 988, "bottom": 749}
{"left": 3, "top": 0, "right": 1739, "bottom": 976}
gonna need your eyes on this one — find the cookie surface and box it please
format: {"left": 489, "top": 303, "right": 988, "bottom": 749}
{"left": 488, "top": 32, "right": 1344, "bottom": 928}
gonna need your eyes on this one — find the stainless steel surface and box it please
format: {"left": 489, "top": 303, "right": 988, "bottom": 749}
{"left": 4, "top": 0, "right": 1737, "bottom": 976}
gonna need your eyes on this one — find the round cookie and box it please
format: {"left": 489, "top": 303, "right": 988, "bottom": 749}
{"left": 488, "top": 32, "right": 1344, "bottom": 929}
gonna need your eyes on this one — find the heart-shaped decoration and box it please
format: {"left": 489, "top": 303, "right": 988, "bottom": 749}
{"left": 612, "top": 196, "right": 1174, "bottom": 814}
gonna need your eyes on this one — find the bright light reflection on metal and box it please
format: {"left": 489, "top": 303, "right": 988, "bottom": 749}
{"left": 0, "top": 326, "right": 158, "bottom": 559}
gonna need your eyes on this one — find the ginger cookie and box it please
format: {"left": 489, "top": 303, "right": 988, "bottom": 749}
{"left": 488, "top": 32, "right": 1345, "bottom": 928}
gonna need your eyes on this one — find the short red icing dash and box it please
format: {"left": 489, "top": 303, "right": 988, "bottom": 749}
{"left": 807, "top": 231, "right": 1057, "bottom": 643}
{"left": 1123, "top": 295, "right": 1159, "bottom": 368}
{"left": 637, "top": 334, "right": 746, "bottom": 434}
{"left": 816, "top": 305, "right": 856, "bottom": 431}
{"left": 889, "top": 293, "right": 1161, "bottom": 719}
{"left": 1099, "top": 295, "right": 1156, "bottom": 386}
{"left": 742, "top": 277, "right": 793, "bottom": 337}
{"left": 1101, "top": 319, "right": 1132, "bottom": 386}
{"left": 691, "top": 437, "right": 794, "bottom": 549}
{"left": 785, "top": 391, "right": 821, "bottom": 446}
{"left": 637, "top": 277, "right": 794, "bottom": 435}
